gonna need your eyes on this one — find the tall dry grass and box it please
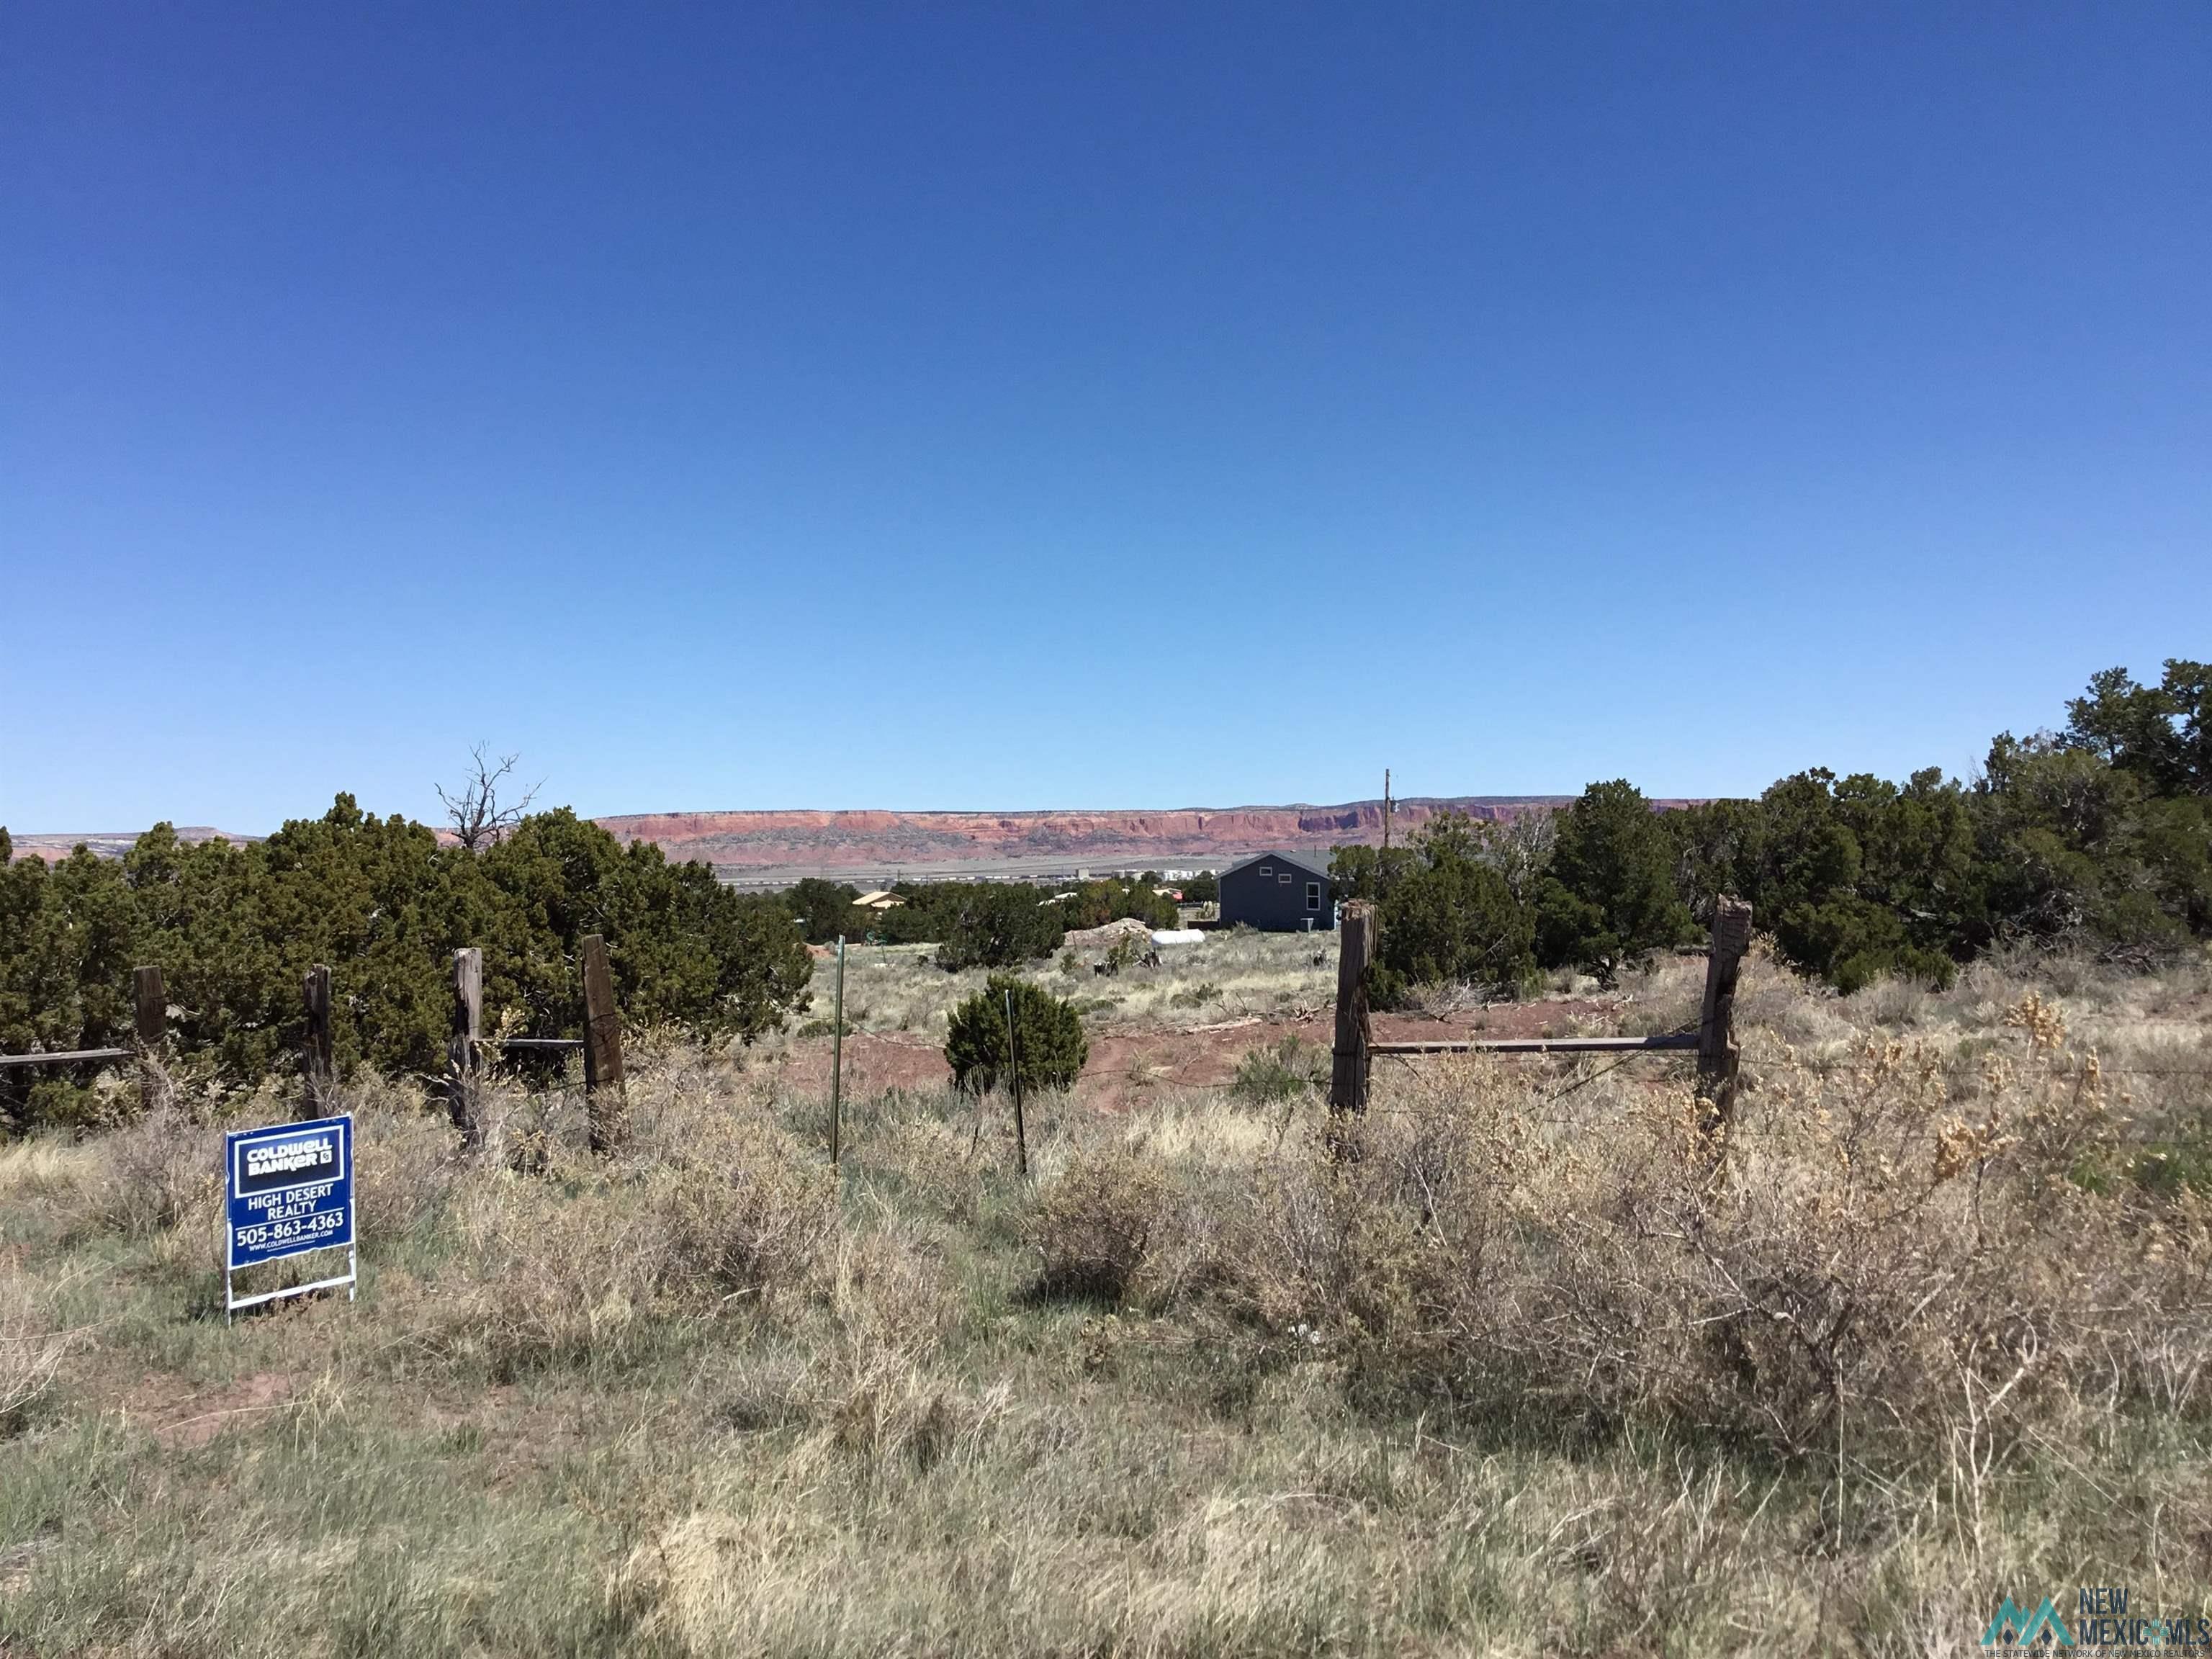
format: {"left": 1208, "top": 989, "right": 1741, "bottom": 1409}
{"left": 0, "top": 1258, "right": 71, "bottom": 1433}
{"left": 815, "top": 929, "right": 1339, "bottom": 1038}
{"left": 1, "top": 956, "right": 2208, "bottom": 1655}
{"left": 1040, "top": 990, "right": 2212, "bottom": 1476}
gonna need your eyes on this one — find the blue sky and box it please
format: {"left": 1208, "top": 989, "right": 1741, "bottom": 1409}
{"left": 4, "top": 4, "right": 2206, "bottom": 832}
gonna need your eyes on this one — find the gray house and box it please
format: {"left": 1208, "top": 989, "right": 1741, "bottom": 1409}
{"left": 1218, "top": 850, "right": 1335, "bottom": 931}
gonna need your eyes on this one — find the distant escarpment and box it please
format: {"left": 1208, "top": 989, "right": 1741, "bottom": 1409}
{"left": 593, "top": 797, "right": 1595, "bottom": 875}
{"left": 13, "top": 795, "right": 1710, "bottom": 879}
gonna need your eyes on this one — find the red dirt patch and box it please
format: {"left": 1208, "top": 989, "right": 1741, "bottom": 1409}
{"left": 766, "top": 995, "right": 1639, "bottom": 1113}
{"left": 144, "top": 1370, "right": 293, "bottom": 1449}
{"left": 776, "top": 1033, "right": 953, "bottom": 1098}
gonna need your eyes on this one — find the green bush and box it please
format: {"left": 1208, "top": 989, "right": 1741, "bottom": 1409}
{"left": 781, "top": 878, "right": 863, "bottom": 946}
{"left": 1372, "top": 811, "right": 1537, "bottom": 1000}
{"left": 482, "top": 807, "right": 811, "bottom": 1046}
{"left": 0, "top": 840, "right": 141, "bottom": 1118}
{"left": 0, "top": 798, "right": 814, "bottom": 1131}
{"left": 935, "top": 885, "right": 1065, "bottom": 971}
{"left": 1229, "top": 1035, "right": 1327, "bottom": 1105}
{"left": 1354, "top": 660, "right": 2212, "bottom": 998}
{"left": 2065, "top": 657, "right": 2209, "bottom": 797}
{"left": 943, "top": 974, "right": 1087, "bottom": 1095}
{"left": 1534, "top": 780, "right": 1693, "bottom": 984}
{"left": 1055, "top": 878, "right": 1177, "bottom": 932}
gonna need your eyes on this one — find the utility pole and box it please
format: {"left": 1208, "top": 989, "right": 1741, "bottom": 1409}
{"left": 1379, "top": 768, "right": 1393, "bottom": 909}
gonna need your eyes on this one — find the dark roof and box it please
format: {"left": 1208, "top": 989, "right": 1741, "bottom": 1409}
{"left": 1221, "top": 849, "right": 1331, "bottom": 884}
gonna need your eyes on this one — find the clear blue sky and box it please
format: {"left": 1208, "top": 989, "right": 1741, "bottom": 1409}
{"left": 4, "top": 4, "right": 2206, "bottom": 833}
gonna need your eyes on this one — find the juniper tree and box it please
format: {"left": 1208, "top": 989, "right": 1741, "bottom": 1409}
{"left": 945, "top": 974, "right": 1087, "bottom": 1094}
{"left": 1534, "top": 780, "right": 1693, "bottom": 985}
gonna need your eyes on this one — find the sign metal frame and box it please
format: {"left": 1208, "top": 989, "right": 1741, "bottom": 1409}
{"left": 222, "top": 1113, "right": 356, "bottom": 1323}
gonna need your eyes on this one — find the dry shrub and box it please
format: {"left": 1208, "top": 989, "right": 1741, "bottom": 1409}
{"left": 352, "top": 1106, "right": 463, "bottom": 1242}
{"left": 1539, "top": 1046, "right": 2018, "bottom": 1460}
{"left": 341, "top": 1067, "right": 431, "bottom": 1120}
{"left": 1847, "top": 972, "right": 1933, "bottom": 1028}
{"left": 1214, "top": 1013, "right": 2212, "bottom": 1473}
{"left": 1227, "top": 1034, "right": 1327, "bottom": 1105}
{"left": 1213, "top": 1067, "right": 1565, "bottom": 1405}
{"left": 1542, "top": 1461, "right": 1776, "bottom": 1653}
{"left": 608, "top": 1510, "right": 764, "bottom": 1653}
{"left": 661, "top": 1115, "right": 838, "bottom": 1304}
{"left": 427, "top": 1105, "right": 836, "bottom": 1376}
{"left": 821, "top": 1341, "right": 1009, "bottom": 1472}
{"left": 446, "top": 1178, "right": 670, "bottom": 1376}
{"left": 798, "top": 1214, "right": 984, "bottom": 1467}
{"left": 827, "top": 1218, "right": 965, "bottom": 1360}
{"left": 710, "top": 1349, "right": 816, "bottom": 1433}
{"left": 1033, "top": 1143, "right": 1170, "bottom": 1302}
{"left": 0, "top": 1140, "right": 81, "bottom": 1207}
{"left": 0, "top": 1256, "right": 72, "bottom": 1432}
{"left": 608, "top": 1498, "right": 866, "bottom": 1657}
{"left": 879, "top": 1112, "right": 984, "bottom": 1224}
{"left": 696, "top": 1220, "right": 994, "bottom": 1475}
{"left": 485, "top": 1077, "right": 590, "bottom": 1175}
{"left": 1725, "top": 943, "right": 1853, "bottom": 1053}
{"left": 1221, "top": 1154, "right": 1360, "bottom": 1334}
{"left": 80, "top": 1105, "right": 222, "bottom": 1239}
{"left": 82, "top": 1090, "right": 462, "bottom": 1251}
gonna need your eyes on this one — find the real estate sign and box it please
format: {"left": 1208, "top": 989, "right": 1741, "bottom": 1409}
{"left": 223, "top": 1114, "right": 356, "bottom": 1318}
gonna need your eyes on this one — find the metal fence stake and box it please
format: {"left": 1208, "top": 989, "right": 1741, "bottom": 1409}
{"left": 829, "top": 936, "right": 845, "bottom": 1166}
{"left": 1004, "top": 986, "right": 1028, "bottom": 1178}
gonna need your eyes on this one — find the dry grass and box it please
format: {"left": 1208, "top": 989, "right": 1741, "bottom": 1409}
{"left": 0, "top": 1259, "right": 72, "bottom": 1434}
{"left": 1, "top": 950, "right": 2208, "bottom": 1654}
{"left": 79, "top": 1103, "right": 226, "bottom": 1238}
{"left": 1031, "top": 1144, "right": 1172, "bottom": 1302}
{"left": 818, "top": 928, "right": 1337, "bottom": 1040}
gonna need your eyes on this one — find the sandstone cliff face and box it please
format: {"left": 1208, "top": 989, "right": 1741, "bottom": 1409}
{"left": 13, "top": 796, "right": 1706, "bottom": 876}
{"left": 6, "top": 827, "right": 251, "bottom": 864}
{"left": 593, "top": 796, "right": 1581, "bottom": 871}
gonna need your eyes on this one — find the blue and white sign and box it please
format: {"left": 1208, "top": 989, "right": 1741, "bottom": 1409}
{"left": 223, "top": 1115, "right": 356, "bottom": 1317}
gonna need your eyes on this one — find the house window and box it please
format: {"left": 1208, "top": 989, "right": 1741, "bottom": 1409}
{"left": 1278, "top": 871, "right": 1292, "bottom": 884}
{"left": 1257, "top": 865, "right": 1272, "bottom": 876}
{"left": 1307, "top": 882, "right": 1321, "bottom": 910}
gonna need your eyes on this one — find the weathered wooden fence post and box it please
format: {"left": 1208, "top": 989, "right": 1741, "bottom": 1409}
{"left": 1696, "top": 896, "right": 1754, "bottom": 1145}
{"left": 446, "top": 947, "right": 484, "bottom": 1151}
{"left": 581, "top": 933, "right": 628, "bottom": 1152}
{"left": 1328, "top": 900, "right": 1375, "bottom": 1145}
{"left": 133, "top": 964, "right": 166, "bottom": 1115}
{"left": 302, "top": 964, "right": 336, "bottom": 1119}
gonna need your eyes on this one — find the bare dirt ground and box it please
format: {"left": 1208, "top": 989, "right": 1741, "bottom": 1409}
{"left": 769, "top": 994, "right": 1632, "bottom": 1111}
{"left": 140, "top": 1370, "right": 292, "bottom": 1450}
{"left": 757, "top": 930, "right": 1670, "bottom": 1110}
